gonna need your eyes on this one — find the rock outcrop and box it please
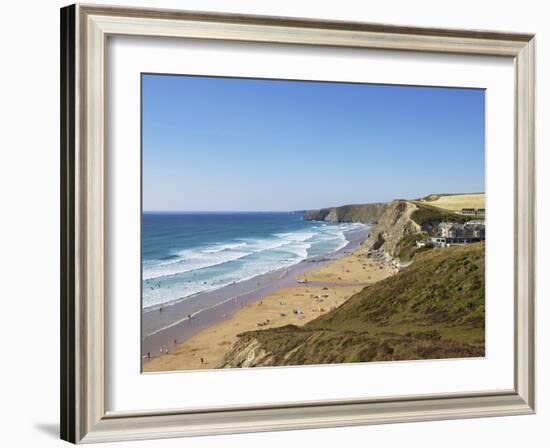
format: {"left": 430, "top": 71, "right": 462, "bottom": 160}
{"left": 220, "top": 337, "right": 274, "bottom": 369}
{"left": 364, "top": 200, "right": 421, "bottom": 257}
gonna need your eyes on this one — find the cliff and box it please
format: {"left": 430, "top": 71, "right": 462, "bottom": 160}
{"left": 304, "top": 203, "right": 388, "bottom": 224}
{"left": 221, "top": 242, "right": 485, "bottom": 368}
{"left": 306, "top": 200, "right": 425, "bottom": 259}
{"left": 363, "top": 200, "right": 421, "bottom": 257}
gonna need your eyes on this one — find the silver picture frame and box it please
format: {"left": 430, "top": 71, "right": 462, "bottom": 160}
{"left": 60, "top": 3, "right": 536, "bottom": 443}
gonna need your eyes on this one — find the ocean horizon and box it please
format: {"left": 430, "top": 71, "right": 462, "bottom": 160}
{"left": 142, "top": 211, "right": 367, "bottom": 309}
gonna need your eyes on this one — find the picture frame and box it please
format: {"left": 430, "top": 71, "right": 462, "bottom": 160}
{"left": 60, "top": 3, "right": 535, "bottom": 444}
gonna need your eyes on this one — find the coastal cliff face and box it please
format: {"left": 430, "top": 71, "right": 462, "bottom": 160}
{"left": 364, "top": 200, "right": 421, "bottom": 257}
{"left": 221, "top": 243, "right": 485, "bottom": 368}
{"left": 306, "top": 199, "right": 422, "bottom": 259}
{"left": 304, "top": 203, "right": 388, "bottom": 224}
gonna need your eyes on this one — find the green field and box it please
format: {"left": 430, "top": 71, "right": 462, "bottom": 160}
{"left": 417, "top": 193, "right": 485, "bottom": 212}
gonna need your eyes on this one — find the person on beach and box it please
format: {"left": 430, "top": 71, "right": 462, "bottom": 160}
{"left": 200, "top": 357, "right": 204, "bottom": 364}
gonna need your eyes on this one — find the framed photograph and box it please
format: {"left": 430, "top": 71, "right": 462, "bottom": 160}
{"left": 60, "top": 4, "right": 535, "bottom": 444}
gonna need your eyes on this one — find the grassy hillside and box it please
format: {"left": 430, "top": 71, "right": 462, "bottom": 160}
{"left": 388, "top": 202, "right": 485, "bottom": 263}
{"left": 410, "top": 203, "right": 474, "bottom": 230}
{"left": 391, "top": 203, "right": 475, "bottom": 262}
{"left": 417, "top": 193, "right": 485, "bottom": 212}
{"left": 393, "top": 232, "right": 427, "bottom": 262}
{"left": 223, "top": 243, "right": 485, "bottom": 367}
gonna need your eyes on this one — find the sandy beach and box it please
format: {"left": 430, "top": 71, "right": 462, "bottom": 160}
{"left": 143, "top": 243, "right": 396, "bottom": 372}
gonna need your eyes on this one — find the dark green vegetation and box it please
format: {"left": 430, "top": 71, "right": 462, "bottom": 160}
{"left": 410, "top": 203, "right": 478, "bottom": 230}
{"left": 229, "top": 243, "right": 485, "bottom": 366}
{"left": 393, "top": 203, "right": 476, "bottom": 262}
{"left": 393, "top": 233, "right": 427, "bottom": 262}
{"left": 304, "top": 203, "right": 388, "bottom": 224}
{"left": 392, "top": 203, "right": 483, "bottom": 263}
{"left": 394, "top": 201, "right": 477, "bottom": 262}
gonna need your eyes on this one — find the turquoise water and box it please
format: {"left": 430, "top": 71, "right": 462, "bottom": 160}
{"left": 142, "top": 212, "right": 366, "bottom": 308}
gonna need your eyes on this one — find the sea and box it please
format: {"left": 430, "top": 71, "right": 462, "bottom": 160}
{"left": 142, "top": 212, "right": 367, "bottom": 310}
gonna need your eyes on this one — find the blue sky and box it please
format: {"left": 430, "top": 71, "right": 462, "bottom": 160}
{"left": 142, "top": 74, "right": 485, "bottom": 211}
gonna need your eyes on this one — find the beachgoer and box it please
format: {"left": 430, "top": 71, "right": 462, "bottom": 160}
{"left": 200, "top": 357, "right": 204, "bottom": 364}
{"left": 147, "top": 352, "right": 150, "bottom": 359}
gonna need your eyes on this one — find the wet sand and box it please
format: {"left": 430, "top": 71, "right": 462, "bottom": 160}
{"left": 143, "top": 242, "right": 396, "bottom": 372}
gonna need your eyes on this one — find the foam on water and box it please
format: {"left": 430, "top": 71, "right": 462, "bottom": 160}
{"left": 142, "top": 216, "right": 367, "bottom": 309}
{"left": 143, "top": 248, "right": 253, "bottom": 281}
